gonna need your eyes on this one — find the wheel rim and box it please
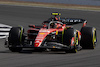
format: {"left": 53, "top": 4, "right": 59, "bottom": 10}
{"left": 74, "top": 32, "right": 78, "bottom": 53}
{"left": 75, "top": 38, "right": 78, "bottom": 53}
{"left": 93, "top": 28, "right": 97, "bottom": 48}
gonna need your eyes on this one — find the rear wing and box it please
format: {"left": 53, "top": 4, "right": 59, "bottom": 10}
{"left": 61, "top": 18, "right": 87, "bottom": 27}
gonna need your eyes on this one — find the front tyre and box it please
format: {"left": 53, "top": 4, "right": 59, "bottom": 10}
{"left": 8, "top": 27, "right": 24, "bottom": 52}
{"left": 62, "top": 28, "right": 78, "bottom": 53}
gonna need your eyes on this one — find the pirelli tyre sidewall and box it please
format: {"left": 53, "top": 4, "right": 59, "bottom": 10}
{"left": 80, "top": 27, "right": 97, "bottom": 49}
{"left": 62, "top": 28, "right": 78, "bottom": 53}
{"left": 8, "top": 27, "right": 24, "bottom": 52}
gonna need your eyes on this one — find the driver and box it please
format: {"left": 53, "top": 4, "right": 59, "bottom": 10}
{"left": 49, "top": 22, "right": 63, "bottom": 29}
{"left": 50, "top": 23, "right": 56, "bottom": 28}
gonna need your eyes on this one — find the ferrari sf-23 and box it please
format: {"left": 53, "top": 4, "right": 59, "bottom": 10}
{"left": 5, "top": 12, "right": 97, "bottom": 53}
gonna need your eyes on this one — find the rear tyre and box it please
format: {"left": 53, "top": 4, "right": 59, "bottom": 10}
{"left": 8, "top": 27, "right": 24, "bottom": 52}
{"left": 63, "top": 28, "right": 78, "bottom": 53}
{"left": 80, "top": 27, "right": 97, "bottom": 49}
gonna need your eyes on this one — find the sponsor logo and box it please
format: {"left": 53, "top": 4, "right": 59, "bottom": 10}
{"left": 39, "top": 29, "right": 50, "bottom": 33}
{"left": 35, "top": 41, "right": 40, "bottom": 43}
{"left": 39, "top": 33, "right": 45, "bottom": 35}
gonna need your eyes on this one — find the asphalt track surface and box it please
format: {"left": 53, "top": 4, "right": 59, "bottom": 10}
{"left": 0, "top": 5, "right": 100, "bottom": 67}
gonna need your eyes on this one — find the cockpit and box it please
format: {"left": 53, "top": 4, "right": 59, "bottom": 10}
{"left": 48, "top": 21, "right": 63, "bottom": 29}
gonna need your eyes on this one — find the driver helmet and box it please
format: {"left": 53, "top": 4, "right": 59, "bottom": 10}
{"left": 51, "top": 12, "right": 61, "bottom": 21}
{"left": 50, "top": 23, "right": 55, "bottom": 28}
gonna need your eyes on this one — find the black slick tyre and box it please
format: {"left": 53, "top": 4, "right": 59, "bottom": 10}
{"left": 8, "top": 27, "right": 24, "bottom": 52}
{"left": 80, "top": 27, "right": 97, "bottom": 49}
{"left": 62, "top": 28, "right": 78, "bottom": 53}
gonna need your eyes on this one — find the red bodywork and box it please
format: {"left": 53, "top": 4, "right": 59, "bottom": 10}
{"left": 28, "top": 22, "right": 67, "bottom": 47}
{"left": 27, "top": 21, "right": 82, "bottom": 48}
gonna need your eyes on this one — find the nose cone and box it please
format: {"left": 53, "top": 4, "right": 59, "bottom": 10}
{"left": 34, "top": 29, "right": 49, "bottom": 47}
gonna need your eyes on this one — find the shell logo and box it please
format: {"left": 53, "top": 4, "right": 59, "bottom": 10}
{"left": 39, "top": 33, "right": 45, "bottom": 35}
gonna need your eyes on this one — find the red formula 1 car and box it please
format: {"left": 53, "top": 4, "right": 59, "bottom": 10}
{"left": 5, "top": 13, "right": 97, "bottom": 53}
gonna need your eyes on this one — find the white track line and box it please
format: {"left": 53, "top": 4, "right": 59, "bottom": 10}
{"left": 0, "top": 23, "right": 12, "bottom": 39}
{"left": 0, "top": 4, "right": 100, "bottom": 12}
